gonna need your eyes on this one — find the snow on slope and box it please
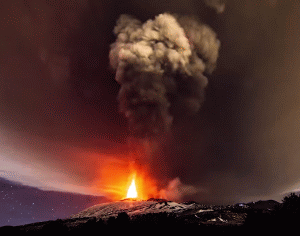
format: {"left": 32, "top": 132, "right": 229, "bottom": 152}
{"left": 69, "top": 200, "right": 196, "bottom": 219}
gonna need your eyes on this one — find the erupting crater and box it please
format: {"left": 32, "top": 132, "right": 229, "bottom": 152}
{"left": 126, "top": 178, "right": 138, "bottom": 199}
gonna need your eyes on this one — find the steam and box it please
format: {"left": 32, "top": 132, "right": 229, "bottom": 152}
{"left": 159, "top": 177, "right": 198, "bottom": 201}
{"left": 109, "top": 13, "right": 220, "bottom": 138}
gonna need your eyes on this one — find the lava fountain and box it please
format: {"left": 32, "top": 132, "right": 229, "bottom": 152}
{"left": 126, "top": 177, "right": 138, "bottom": 199}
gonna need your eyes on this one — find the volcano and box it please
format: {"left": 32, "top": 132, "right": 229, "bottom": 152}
{"left": 0, "top": 198, "right": 284, "bottom": 235}
{"left": 69, "top": 199, "right": 196, "bottom": 220}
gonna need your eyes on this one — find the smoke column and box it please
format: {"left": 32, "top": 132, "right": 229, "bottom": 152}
{"left": 109, "top": 12, "right": 221, "bottom": 199}
{"left": 109, "top": 13, "right": 220, "bottom": 141}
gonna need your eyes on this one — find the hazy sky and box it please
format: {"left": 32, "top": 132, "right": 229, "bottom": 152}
{"left": 1, "top": 0, "right": 300, "bottom": 205}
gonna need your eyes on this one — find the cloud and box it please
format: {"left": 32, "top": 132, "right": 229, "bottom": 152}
{"left": 0, "top": 153, "right": 97, "bottom": 195}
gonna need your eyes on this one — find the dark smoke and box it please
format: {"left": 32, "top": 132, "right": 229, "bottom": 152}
{"left": 109, "top": 13, "right": 220, "bottom": 138}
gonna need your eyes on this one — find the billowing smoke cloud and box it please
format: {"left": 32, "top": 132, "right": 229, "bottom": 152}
{"left": 109, "top": 13, "right": 220, "bottom": 138}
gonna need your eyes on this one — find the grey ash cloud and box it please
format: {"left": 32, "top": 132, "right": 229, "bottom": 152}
{"left": 109, "top": 13, "right": 220, "bottom": 138}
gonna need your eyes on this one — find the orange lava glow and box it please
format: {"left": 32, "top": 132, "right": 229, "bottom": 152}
{"left": 89, "top": 139, "right": 160, "bottom": 201}
{"left": 126, "top": 177, "right": 138, "bottom": 199}
{"left": 91, "top": 155, "right": 158, "bottom": 201}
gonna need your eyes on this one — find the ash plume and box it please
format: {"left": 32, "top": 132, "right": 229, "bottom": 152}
{"left": 109, "top": 13, "right": 220, "bottom": 139}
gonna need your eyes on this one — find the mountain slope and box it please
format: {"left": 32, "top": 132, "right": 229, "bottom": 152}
{"left": 0, "top": 199, "right": 283, "bottom": 235}
{"left": 69, "top": 199, "right": 195, "bottom": 219}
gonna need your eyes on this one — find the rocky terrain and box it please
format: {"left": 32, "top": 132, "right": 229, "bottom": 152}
{"left": 68, "top": 198, "right": 260, "bottom": 226}
{"left": 0, "top": 198, "right": 283, "bottom": 235}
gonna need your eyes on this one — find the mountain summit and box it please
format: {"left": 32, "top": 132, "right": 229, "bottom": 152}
{"left": 69, "top": 199, "right": 195, "bottom": 219}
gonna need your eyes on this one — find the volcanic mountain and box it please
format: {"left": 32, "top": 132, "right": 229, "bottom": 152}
{"left": 0, "top": 198, "right": 282, "bottom": 235}
{"left": 69, "top": 198, "right": 197, "bottom": 220}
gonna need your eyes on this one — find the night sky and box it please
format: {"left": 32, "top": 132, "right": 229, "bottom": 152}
{"left": 0, "top": 177, "right": 107, "bottom": 226}
{"left": 1, "top": 0, "right": 300, "bottom": 227}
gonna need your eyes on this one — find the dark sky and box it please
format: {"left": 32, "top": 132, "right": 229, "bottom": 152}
{"left": 1, "top": 0, "right": 300, "bottom": 217}
{"left": 0, "top": 177, "right": 107, "bottom": 226}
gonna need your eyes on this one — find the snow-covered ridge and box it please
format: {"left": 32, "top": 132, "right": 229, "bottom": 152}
{"left": 69, "top": 199, "right": 196, "bottom": 219}
{"left": 68, "top": 199, "right": 280, "bottom": 227}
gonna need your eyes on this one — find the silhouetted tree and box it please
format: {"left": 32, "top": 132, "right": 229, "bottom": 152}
{"left": 272, "top": 192, "right": 300, "bottom": 229}
{"left": 281, "top": 193, "right": 300, "bottom": 215}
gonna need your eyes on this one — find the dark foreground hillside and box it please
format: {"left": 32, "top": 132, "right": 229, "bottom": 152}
{"left": 0, "top": 214, "right": 244, "bottom": 235}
